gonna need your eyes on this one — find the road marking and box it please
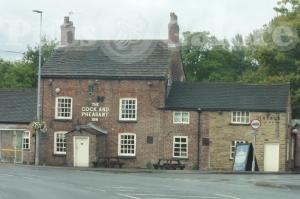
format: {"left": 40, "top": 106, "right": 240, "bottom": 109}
{"left": 85, "top": 186, "right": 106, "bottom": 192}
{"left": 215, "top": 194, "right": 241, "bottom": 199}
{"left": 117, "top": 193, "right": 141, "bottom": 199}
{"left": 0, "top": 174, "right": 14, "bottom": 177}
{"left": 131, "top": 193, "right": 219, "bottom": 198}
{"left": 23, "top": 176, "right": 36, "bottom": 180}
{"left": 110, "top": 186, "right": 137, "bottom": 189}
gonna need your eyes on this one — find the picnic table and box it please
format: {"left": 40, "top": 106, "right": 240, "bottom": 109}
{"left": 92, "top": 156, "right": 124, "bottom": 168}
{"left": 153, "top": 159, "right": 185, "bottom": 170}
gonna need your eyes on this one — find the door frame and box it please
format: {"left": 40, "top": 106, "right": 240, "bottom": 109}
{"left": 264, "top": 143, "right": 280, "bottom": 172}
{"left": 73, "top": 136, "right": 90, "bottom": 167}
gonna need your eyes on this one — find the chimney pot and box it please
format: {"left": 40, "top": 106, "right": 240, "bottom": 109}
{"left": 61, "top": 16, "right": 75, "bottom": 46}
{"left": 168, "top": 12, "right": 179, "bottom": 47}
{"left": 64, "top": 16, "right": 69, "bottom": 23}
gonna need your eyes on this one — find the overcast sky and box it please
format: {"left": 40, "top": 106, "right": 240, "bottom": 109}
{"left": 0, "top": 0, "right": 278, "bottom": 60}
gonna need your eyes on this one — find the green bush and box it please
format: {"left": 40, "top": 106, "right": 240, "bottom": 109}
{"left": 146, "top": 162, "right": 153, "bottom": 169}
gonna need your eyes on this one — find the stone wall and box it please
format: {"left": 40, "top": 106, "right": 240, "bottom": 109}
{"left": 208, "top": 112, "right": 290, "bottom": 171}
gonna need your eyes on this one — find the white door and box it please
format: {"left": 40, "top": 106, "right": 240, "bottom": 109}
{"left": 74, "top": 136, "right": 89, "bottom": 167}
{"left": 264, "top": 143, "right": 280, "bottom": 172}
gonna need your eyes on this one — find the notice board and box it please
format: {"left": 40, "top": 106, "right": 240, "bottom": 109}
{"left": 233, "top": 143, "right": 252, "bottom": 171}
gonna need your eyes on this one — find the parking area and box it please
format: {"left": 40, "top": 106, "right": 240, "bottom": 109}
{"left": 0, "top": 165, "right": 300, "bottom": 199}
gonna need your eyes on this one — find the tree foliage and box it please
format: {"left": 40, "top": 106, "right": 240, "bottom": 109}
{"left": 182, "top": 0, "right": 300, "bottom": 117}
{"left": 0, "top": 38, "right": 58, "bottom": 88}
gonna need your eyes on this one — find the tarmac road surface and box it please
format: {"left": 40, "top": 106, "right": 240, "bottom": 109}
{"left": 0, "top": 165, "right": 300, "bottom": 199}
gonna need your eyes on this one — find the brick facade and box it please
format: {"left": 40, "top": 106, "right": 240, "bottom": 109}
{"left": 40, "top": 79, "right": 167, "bottom": 168}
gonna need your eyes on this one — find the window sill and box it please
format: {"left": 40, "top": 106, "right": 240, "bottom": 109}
{"left": 53, "top": 153, "right": 66, "bottom": 157}
{"left": 172, "top": 157, "right": 189, "bottom": 160}
{"left": 118, "top": 156, "right": 136, "bottom": 159}
{"left": 23, "top": 149, "right": 31, "bottom": 151}
{"left": 229, "top": 123, "right": 249, "bottom": 126}
{"left": 54, "top": 119, "right": 73, "bottom": 122}
{"left": 118, "top": 120, "right": 138, "bottom": 123}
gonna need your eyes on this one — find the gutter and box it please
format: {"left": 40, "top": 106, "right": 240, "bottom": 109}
{"left": 160, "top": 107, "right": 287, "bottom": 113}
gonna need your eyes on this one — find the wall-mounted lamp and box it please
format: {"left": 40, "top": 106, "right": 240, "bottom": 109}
{"left": 55, "top": 88, "right": 61, "bottom": 94}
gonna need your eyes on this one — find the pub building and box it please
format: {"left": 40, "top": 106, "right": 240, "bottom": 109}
{"left": 0, "top": 13, "right": 295, "bottom": 171}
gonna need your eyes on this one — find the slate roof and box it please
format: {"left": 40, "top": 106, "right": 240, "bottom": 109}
{"left": 0, "top": 88, "right": 37, "bottom": 123}
{"left": 42, "top": 40, "right": 170, "bottom": 79}
{"left": 166, "top": 82, "right": 290, "bottom": 112}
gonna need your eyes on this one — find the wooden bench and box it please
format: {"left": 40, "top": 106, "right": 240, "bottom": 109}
{"left": 92, "top": 156, "right": 124, "bottom": 168}
{"left": 153, "top": 159, "right": 185, "bottom": 170}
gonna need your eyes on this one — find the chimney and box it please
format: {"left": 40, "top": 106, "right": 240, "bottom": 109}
{"left": 167, "top": 12, "right": 185, "bottom": 85}
{"left": 168, "top": 12, "right": 179, "bottom": 47}
{"left": 61, "top": 16, "right": 75, "bottom": 46}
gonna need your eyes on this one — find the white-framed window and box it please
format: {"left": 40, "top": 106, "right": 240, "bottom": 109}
{"left": 23, "top": 131, "right": 30, "bottom": 150}
{"left": 173, "top": 112, "right": 190, "bottom": 124}
{"left": 54, "top": 131, "right": 67, "bottom": 155}
{"left": 230, "top": 140, "right": 248, "bottom": 159}
{"left": 119, "top": 98, "right": 137, "bottom": 121}
{"left": 118, "top": 133, "right": 136, "bottom": 156}
{"left": 231, "top": 112, "right": 250, "bottom": 124}
{"left": 55, "top": 97, "right": 73, "bottom": 120}
{"left": 173, "top": 136, "right": 188, "bottom": 158}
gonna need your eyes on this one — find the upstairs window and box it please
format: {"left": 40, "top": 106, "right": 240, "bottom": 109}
{"left": 231, "top": 111, "right": 250, "bottom": 124}
{"left": 119, "top": 98, "right": 137, "bottom": 121}
{"left": 23, "top": 131, "right": 30, "bottom": 150}
{"left": 55, "top": 97, "right": 72, "bottom": 120}
{"left": 173, "top": 112, "right": 190, "bottom": 124}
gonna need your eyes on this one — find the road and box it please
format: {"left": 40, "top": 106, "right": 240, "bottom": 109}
{"left": 0, "top": 165, "right": 300, "bottom": 199}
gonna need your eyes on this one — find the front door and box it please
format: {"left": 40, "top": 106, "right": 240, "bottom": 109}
{"left": 74, "top": 136, "right": 89, "bottom": 167}
{"left": 264, "top": 143, "right": 280, "bottom": 172}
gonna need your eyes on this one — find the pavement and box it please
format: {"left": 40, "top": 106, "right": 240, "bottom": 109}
{"left": 0, "top": 164, "right": 300, "bottom": 199}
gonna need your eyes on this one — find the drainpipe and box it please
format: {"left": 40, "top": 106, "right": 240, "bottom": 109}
{"left": 197, "top": 108, "right": 202, "bottom": 170}
{"left": 292, "top": 128, "right": 298, "bottom": 169}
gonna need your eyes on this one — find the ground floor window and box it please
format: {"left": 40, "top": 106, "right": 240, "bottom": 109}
{"left": 173, "top": 136, "right": 188, "bottom": 158}
{"left": 118, "top": 133, "right": 136, "bottom": 156}
{"left": 23, "top": 131, "right": 30, "bottom": 149}
{"left": 54, "top": 131, "right": 67, "bottom": 154}
{"left": 230, "top": 140, "right": 248, "bottom": 159}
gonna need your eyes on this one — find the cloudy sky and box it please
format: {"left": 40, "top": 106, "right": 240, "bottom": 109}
{"left": 0, "top": 0, "right": 278, "bottom": 60}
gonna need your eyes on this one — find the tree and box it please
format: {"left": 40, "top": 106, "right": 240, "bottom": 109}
{"left": 181, "top": 31, "right": 254, "bottom": 82}
{"left": 240, "top": 0, "right": 300, "bottom": 117}
{"left": 0, "top": 38, "right": 58, "bottom": 88}
{"left": 23, "top": 38, "right": 59, "bottom": 87}
{"left": 181, "top": 0, "right": 300, "bottom": 117}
